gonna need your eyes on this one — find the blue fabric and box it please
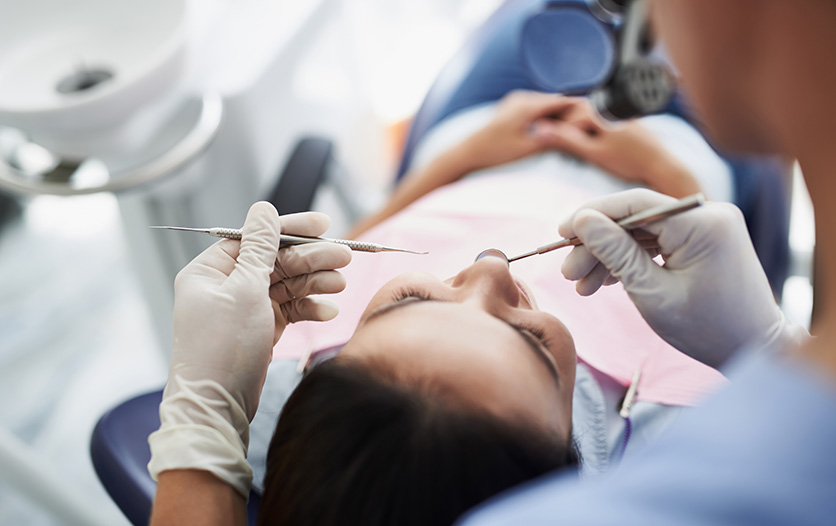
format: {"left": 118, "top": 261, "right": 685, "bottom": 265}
{"left": 91, "top": 390, "right": 263, "bottom": 526}
{"left": 395, "top": 0, "right": 545, "bottom": 181}
{"left": 458, "top": 351, "right": 836, "bottom": 525}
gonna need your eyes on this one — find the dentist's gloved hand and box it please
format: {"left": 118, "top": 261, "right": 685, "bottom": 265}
{"left": 148, "top": 202, "right": 351, "bottom": 497}
{"left": 559, "top": 189, "right": 807, "bottom": 368}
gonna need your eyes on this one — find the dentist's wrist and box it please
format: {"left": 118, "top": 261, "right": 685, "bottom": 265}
{"left": 148, "top": 375, "right": 253, "bottom": 498}
{"left": 762, "top": 312, "right": 810, "bottom": 355}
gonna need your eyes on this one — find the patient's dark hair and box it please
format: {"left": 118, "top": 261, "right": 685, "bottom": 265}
{"left": 258, "top": 356, "right": 580, "bottom": 526}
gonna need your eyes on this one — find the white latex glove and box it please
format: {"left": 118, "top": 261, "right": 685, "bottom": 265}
{"left": 559, "top": 189, "right": 807, "bottom": 368}
{"left": 148, "top": 202, "right": 351, "bottom": 497}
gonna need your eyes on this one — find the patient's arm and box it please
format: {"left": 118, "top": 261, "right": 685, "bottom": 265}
{"left": 349, "top": 135, "right": 478, "bottom": 237}
{"left": 350, "top": 93, "right": 701, "bottom": 237}
{"left": 534, "top": 101, "right": 701, "bottom": 198}
{"left": 350, "top": 92, "right": 585, "bottom": 237}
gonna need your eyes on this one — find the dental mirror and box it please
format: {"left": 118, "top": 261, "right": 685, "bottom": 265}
{"left": 475, "top": 248, "right": 510, "bottom": 266}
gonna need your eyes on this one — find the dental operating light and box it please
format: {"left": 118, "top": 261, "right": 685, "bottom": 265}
{"left": 521, "top": 0, "right": 675, "bottom": 121}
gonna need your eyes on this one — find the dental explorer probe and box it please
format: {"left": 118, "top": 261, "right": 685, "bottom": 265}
{"left": 149, "top": 226, "right": 428, "bottom": 255}
{"left": 504, "top": 193, "right": 705, "bottom": 263}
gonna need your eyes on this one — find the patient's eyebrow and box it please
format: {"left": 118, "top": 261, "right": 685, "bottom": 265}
{"left": 362, "top": 296, "right": 427, "bottom": 326}
{"left": 361, "top": 297, "right": 561, "bottom": 385}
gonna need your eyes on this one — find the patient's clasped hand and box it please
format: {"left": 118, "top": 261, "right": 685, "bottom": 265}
{"left": 351, "top": 92, "right": 704, "bottom": 238}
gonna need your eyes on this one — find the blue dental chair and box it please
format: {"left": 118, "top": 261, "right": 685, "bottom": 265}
{"left": 88, "top": 135, "right": 339, "bottom": 525}
{"left": 90, "top": 2, "right": 793, "bottom": 524}
{"left": 91, "top": 391, "right": 263, "bottom": 525}
{"left": 88, "top": 143, "right": 334, "bottom": 526}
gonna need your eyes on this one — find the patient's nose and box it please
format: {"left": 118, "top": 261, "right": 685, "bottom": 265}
{"left": 451, "top": 257, "right": 520, "bottom": 308}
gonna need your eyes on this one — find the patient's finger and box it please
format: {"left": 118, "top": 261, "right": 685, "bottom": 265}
{"left": 563, "top": 111, "right": 599, "bottom": 135}
{"left": 525, "top": 93, "right": 587, "bottom": 119}
{"left": 280, "top": 297, "right": 340, "bottom": 324}
{"left": 270, "top": 270, "right": 347, "bottom": 304}
{"left": 272, "top": 243, "right": 352, "bottom": 281}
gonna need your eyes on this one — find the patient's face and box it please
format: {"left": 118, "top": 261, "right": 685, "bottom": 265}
{"left": 340, "top": 256, "right": 576, "bottom": 440}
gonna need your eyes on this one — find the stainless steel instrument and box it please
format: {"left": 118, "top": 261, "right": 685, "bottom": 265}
{"left": 150, "top": 226, "right": 428, "bottom": 254}
{"left": 476, "top": 193, "right": 706, "bottom": 264}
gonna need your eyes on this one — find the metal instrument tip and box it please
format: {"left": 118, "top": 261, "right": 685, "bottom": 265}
{"left": 149, "top": 226, "right": 208, "bottom": 232}
{"left": 387, "top": 247, "right": 429, "bottom": 255}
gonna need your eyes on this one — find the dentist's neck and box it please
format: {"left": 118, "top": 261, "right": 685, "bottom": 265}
{"left": 756, "top": 2, "right": 836, "bottom": 340}
{"left": 794, "top": 149, "right": 836, "bottom": 378}
{"left": 755, "top": 0, "right": 836, "bottom": 372}
{"left": 799, "top": 152, "right": 836, "bottom": 335}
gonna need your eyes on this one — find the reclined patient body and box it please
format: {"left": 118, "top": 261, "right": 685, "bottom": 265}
{"left": 248, "top": 96, "right": 731, "bottom": 525}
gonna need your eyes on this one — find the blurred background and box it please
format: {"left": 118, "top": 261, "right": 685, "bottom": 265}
{"left": 0, "top": 0, "right": 813, "bottom": 524}
{"left": 0, "top": 0, "right": 502, "bottom": 523}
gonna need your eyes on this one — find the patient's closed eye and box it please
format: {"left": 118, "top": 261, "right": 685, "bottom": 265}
{"left": 390, "top": 287, "right": 555, "bottom": 356}
{"left": 393, "top": 288, "right": 433, "bottom": 302}
{"left": 361, "top": 282, "right": 563, "bottom": 388}
{"left": 513, "top": 324, "right": 553, "bottom": 350}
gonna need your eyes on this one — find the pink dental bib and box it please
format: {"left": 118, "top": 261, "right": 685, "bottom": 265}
{"left": 273, "top": 171, "right": 726, "bottom": 406}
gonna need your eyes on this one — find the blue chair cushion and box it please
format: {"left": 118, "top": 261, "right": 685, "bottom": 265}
{"left": 90, "top": 389, "right": 262, "bottom": 525}
{"left": 90, "top": 390, "right": 162, "bottom": 526}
